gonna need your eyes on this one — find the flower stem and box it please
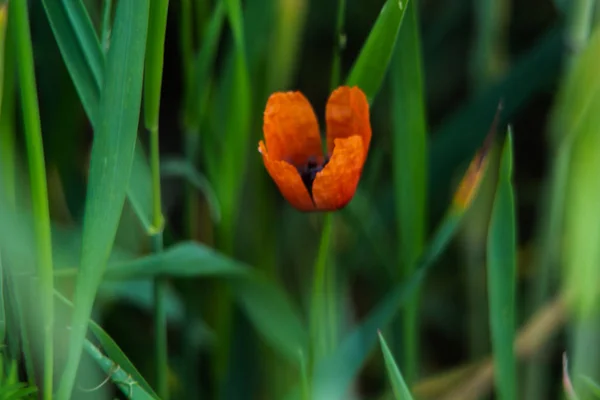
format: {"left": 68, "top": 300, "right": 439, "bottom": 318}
{"left": 11, "top": 2, "right": 54, "bottom": 397}
{"left": 310, "top": 212, "right": 335, "bottom": 360}
{"left": 566, "top": 0, "right": 595, "bottom": 57}
{"left": 144, "top": 0, "right": 169, "bottom": 397}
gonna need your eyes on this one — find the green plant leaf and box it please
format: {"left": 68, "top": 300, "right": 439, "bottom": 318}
{"left": 378, "top": 332, "right": 414, "bottom": 400}
{"left": 390, "top": 0, "right": 427, "bottom": 383}
{"left": 346, "top": 0, "right": 409, "bottom": 103}
{"left": 53, "top": 290, "right": 159, "bottom": 399}
{"left": 40, "top": 0, "right": 103, "bottom": 123}
{"left": 56, "top": 0, "right": 150, "bottom": 398}
{"left": 55, "top": 241, "right": 308, "bottom": 361}
{"left": 486, "top": 130, "right": 517, "bottom": 400}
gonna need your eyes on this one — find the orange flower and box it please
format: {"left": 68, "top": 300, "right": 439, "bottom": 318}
{"left": 259, "top": 86, "right": 371, "bottom": 211}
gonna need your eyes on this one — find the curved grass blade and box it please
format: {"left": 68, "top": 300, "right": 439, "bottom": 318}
{"left": 346, "top": 0, "right": 409, "bottom": 103}
{"left": 41, "top": 0, "right": 155, "bottom": 232}
{"left": 53, "top": 290, "right": 159, "bottom": 399}
{"left": 56, "top": 241, "right": 308, "bottom": 362}
{"left": 378, "top": 332, "right": 414, "bottom": 400}
{"left": 56, "top": 0, "right": 150, "bottom": 398}
{"left": 486, "top": 131, "right": 517, "bottom": 400}
{"left": 40, "top": 0, "right": 103, "bottom": 123}
{"left": 83, "top": 340, "right": 157, "bottom": 400}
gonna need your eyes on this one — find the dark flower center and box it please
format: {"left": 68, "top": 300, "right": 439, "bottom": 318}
{"left": 297, "top": 157, "right": 330, "bottom": 199}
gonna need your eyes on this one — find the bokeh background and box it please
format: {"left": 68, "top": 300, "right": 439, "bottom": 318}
{"left": 1, "top": 0, "right": 598, "bottom": 399}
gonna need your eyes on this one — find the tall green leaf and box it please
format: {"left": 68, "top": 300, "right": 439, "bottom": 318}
{"left": 378, "top": 332, "right": 414, "bottom": 400}
{"left": 486, "top": 131, "right": 517, "bottom": 400}
{"left": 390, "top": 0, "right": 427, "bottom": 384}
{"left": 56, "top": 1, "right": 150, "bottom": 398}
{"left": 40, "top": 0, "right": 103, "bottom": 123}
{"left": 346, "top": 0, "right": 409, "bottom": 103}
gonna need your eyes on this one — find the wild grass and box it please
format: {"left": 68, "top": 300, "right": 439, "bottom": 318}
{"left": 0, "top": 0, "right": 600, "bottom": 399}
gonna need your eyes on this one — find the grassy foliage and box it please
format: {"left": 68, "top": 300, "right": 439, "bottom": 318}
{"left": 1, "top": 0, "right": 599, "bottom": 399}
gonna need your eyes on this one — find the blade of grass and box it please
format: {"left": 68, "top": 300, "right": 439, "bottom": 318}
{"left": 0, "top": 2, "right": 14, "bottom": 207}
{"left": 55, "top": 241, "right": 309, "bottom": 362}
{"left": 346, "top": 0, "right": 409, "bottom": 103}
{"left": 565, "top": 0, "right": 595, "bottom": 57}
{"left": 53, "top": 290, "right": 159, "bottom": 399}
{"left": 11, "top": 2, "right": 55, "bottom": 397}
{"left": 211, "top": 0, "right": 251, "bottom": 387}
{"left": 56, "top": 1, "right": 150, "bottom": 398}
{"left": 378, "top": 332, "right": 414, "bottom": 400}
{"left": 390, "top": 0, "right": 427, "bottom": 384}
{"left": 40, "top": 0, "right": 103, "bottom": 122}
{"left": 486, "top": 131, "right": 517, "bottom": 400}
{"left": 41, "top": 0, "right": 156, "bottom": 233}
{"left": 100, "top": 0, "right": 112, "bottom": 52}
{"left": 143, "top": 0, "right": 170, "bottom": 396}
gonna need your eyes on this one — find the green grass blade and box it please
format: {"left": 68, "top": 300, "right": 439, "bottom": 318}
{"left": 55, "top": 241, "right": 308, "bottom": 361}
{"left": 41, "top": 0, "right": 154, "bottom": 233}
{"left": 56, "top": 0, "right": 150, "bottom": 398}
{"left": 53, "top": 290, "right": 159, "bottom": 399}
{"left": 390, "top": 0, "right": 427, "bottom": 384}
{"left": 11, "top": 2, "right": 55, "bottom": 397}
{"left": 0, "top": 3, "right": 14, "bottom": 206}
{"left": 218, "top": 0, "right": 251, "bottom": 247}
{"left": 100, "top": 0, "right": 112, "bottom": 51}
{"left": 346, "top": 0, "right": 409, "bottom": 103}
{"left": 378, "top": 332, "right": 414, "bottom": 400}
{"left": 82, "top": 340, "right": 156, "bottom": 400}
{"left": 486, "top": 131, "right": 517, "bottom": 400}
{"left": 40, "top": 0, "right": 103, "bottom": 123}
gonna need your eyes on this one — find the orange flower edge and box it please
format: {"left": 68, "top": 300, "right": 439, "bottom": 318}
{"left": 259, "top": 86, "right": 371, "bottom": 212}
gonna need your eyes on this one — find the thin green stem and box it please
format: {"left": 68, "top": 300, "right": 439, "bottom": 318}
{"left": 330, "top": 0, "right": 346, "bottom": 90}
{"left": 11, "top": 2, "right": 54, "bottom": 398}
{"left": 100, "top": 0, "right": 113, "bottom": 52}
{"left": 144, "top": 0, "right": 170, "bottom": 397}
{"left": 310, "top": 212, "right": 334, "bottom": 359}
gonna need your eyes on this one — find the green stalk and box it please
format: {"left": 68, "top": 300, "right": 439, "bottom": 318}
{"left": 144, "top": 0, "right": 170, "bottom": 398}
{"left": 11, "top": 2, "right": 54, "bottom": 398}
{"left": 330, "top": 0, "right": 346, "bottom": 90}
{"left": 310, "top": 212, "right": 334, "bottom": 360}
{"left": 100, "top": 0, "right": 113, "bottom": 51}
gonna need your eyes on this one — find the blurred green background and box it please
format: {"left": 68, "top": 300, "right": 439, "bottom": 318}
{"left": 1, "top": 0, "right": 600, "bottom": 399}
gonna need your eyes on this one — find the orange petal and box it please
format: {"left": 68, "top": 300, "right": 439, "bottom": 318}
{"left": 312, "top": 136, "right": 364, "bottom": 211}
{"left": 263, "top": 91, "right": 323, "bottom": 166}
{"left": 259, "top": 141, "right": 315, "bottom": 211}
{"left": 325, "top": 86, "right": 371, "bottom": 159}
